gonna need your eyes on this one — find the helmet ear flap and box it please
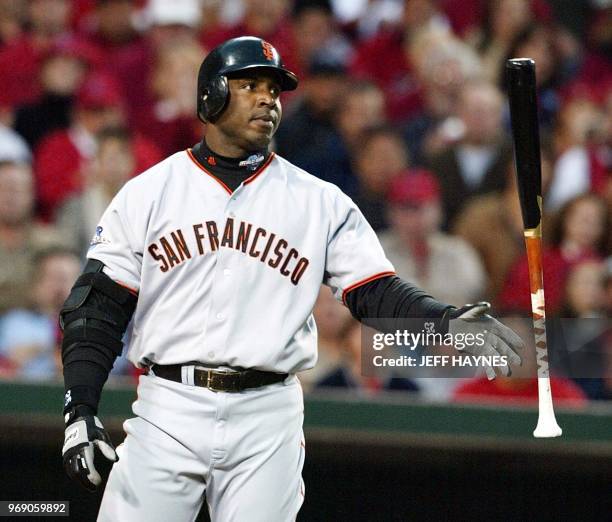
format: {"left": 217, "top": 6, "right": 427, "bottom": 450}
{"left": 198, "top": 75, "right": 229, "bottom": 123}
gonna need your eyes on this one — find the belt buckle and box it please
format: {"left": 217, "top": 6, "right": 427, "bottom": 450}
{"left": 206, "top": 369, "right": 235, "bottom": 392}
{"left": 206, "top": 370, "right": 221, "bottom": 392}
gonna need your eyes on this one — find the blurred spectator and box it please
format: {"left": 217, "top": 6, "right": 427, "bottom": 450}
{"left": 337, "top": 82, "right": 387, "bottom": 154}
{"left": 14, "top": 36, "right": 101, "bottom": 148}
{"left": 501, "top": 23, "right": 561, "bottom": 129}
{"left": 560, "top": 259, "right": 607, "bottom": 319}
{"left": 352, "top": 126, "right": 409, "bottom": 231}
{"left": 453, "top": 316, "right": 587, "bottom": 407}
{"left": 275, "top": 54, "right": 348, "bottom": 172}
{"left": 601, "top": 92, "right": 612, "bottom": 209}
{"left": 0, "top": 123, "right": 31, "bottom": 164}
{"left": 134, "top": 38, "right": 204, "bottom": 156}
{"left": 550, "top": 193, "right": 609, "bottom": 264}
{"left": 33, "top": 71, "right": 162, "bottom": 220}
{"left": 0, "top": 246, "right": 80, "bottom": 380}
{"left": 113, "top": 0, "right": 203, "bottom": 127}
{"left": 289, "top": 0, "right": 353, "bottom": 76}
{"left": 467, "top": 0, "right": 533, "bottom": 84}
{"left": 333, "top": 0, "right": 404, "bottom": 40}
{"left": 403, "top": 27, "right": 482, "bottom": 165}
{"left": 78, "top": 0, "right": 142, "bottom": 59}
{"left": 302, "top": 80, "right": 387, "bottom": 196}
{"left": 427, "top": 80, "right": 509, "bottom": 229}
{"left": 0, "top": 0, "right": 27, "bottom": 46}
{"left": 547, "top": 98, "right": 609, "bottom": 211}
{"left": 0, "top": 0, "right": 72, "bottom": 107}
{"left": 0, "top": 161, "right": 68, "bottom": 313}
{"left": 55, "top": 126, "right": 135, "bottom": 256}
{"left": 199, "top": 0, "right": 247, "bottom": 30}
{"left": 299, "top": 286, "right": 352, "bottom": 390}
{"left": 350, "top": 0, "right": 451, "bottom": 122}
{"left": 497, "top": 193, "right": 609, "bottom": 314}
{"left": 554, "top": 3, "right": 612, "bottom": 107}
{"left": 554, "top": 260, "right": 609, "bottom": 401}
{"left": 453, "top": 151, "right": 552, "bottom": 300}
{"left": 315, "top": 319, "right": 419, "bottom": 393}
{"left": 379, "top": 170, "right": 486, "bottom": 306}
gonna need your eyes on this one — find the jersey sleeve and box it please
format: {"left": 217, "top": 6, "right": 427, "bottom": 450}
{"left": 323, "top": 189, "right": 395, "bottom": 303}
{"left": 86, "top": 185, "right": 143, "bottom": 292}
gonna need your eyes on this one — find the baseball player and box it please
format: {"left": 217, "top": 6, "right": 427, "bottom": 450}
{"left": 61, "top": 37, "right": 524, "bottom": 521}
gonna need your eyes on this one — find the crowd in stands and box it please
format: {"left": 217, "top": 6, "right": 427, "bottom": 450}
{"left": 0, "top": 0, "right": 610, "bottom": 405}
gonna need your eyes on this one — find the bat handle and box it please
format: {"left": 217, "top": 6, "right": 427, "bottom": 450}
{"left": 525, "top": 235, "right": 562, "bottom": 438}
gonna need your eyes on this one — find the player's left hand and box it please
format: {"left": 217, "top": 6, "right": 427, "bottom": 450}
{"left": 448, "top": 302, "right": 524, "bottom": 380}
{"left": 62, "top": 405, "right": 118, "bottom": 492}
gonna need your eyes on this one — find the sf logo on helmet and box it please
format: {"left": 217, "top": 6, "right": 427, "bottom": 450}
{"left": 261, "top": 41, "right": 275, "bottom": 61}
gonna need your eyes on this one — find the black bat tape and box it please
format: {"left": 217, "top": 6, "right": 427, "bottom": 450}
{"left": 506, "top": 58, "right": 542, "bottom": 230}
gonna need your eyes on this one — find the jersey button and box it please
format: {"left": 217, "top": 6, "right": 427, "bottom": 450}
{"left": 207, "top": 351, "right": 215, "bottom": 359}
{"left": 216, "top": 313, "right": 224, "bottom": 320}
{"left": 223, "top": 268, "right": 231, "bottom": 276}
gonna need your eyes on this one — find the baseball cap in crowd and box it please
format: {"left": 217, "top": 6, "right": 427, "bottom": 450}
{"left": 138, "top": 0, "right": 202, "bottom": 29}
{"left": 387, "top": 169, "right": 440, "bottom": 206}
{"left": 76, "top": 72, "right": 124, "bottom": 110}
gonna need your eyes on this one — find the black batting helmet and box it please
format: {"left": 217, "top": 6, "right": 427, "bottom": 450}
{"left": 196, "top": 36, "right": 298, "bottom": 123}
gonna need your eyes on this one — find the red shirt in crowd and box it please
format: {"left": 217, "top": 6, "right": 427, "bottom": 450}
{"left": 349, "top": 29, "right": 423, "bottom": 123}
{"left": 496, "top": 247, "right": 569, "bottom": 314}
{"left": 453, "top": 376, "right": 587, "bottom": 407}
{"left": 34, "top": 128, "right": 162, "bottom": 221}
{"left": 134, "top": 107, "right": 203, "bottom": 158}
{"left": 0, "top": 35, "right": 50, "bottom": 106}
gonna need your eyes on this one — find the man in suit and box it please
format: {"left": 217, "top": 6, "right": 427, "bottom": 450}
{"left": 427, "top": 80, "right": 510, "bottom": 229}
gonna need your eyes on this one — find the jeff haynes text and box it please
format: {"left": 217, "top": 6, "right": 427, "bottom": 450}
{"left": 372, "top": 355, "right": 509, "bottom": 367}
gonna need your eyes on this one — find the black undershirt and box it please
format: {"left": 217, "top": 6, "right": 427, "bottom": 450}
{"left": 191, "top": 140, "right": 271, "bottom": 192}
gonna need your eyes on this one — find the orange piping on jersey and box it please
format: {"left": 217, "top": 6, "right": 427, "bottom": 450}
{"left": 115, "top": 281, "right": 139, "bottom": 296}
{"left": 341, "top": 271, "right": 396, "bottom": 304}
{"left": 243, "top": 152, "right": 275, "bottom": 185}
{"left": 186, "top": 148, "right": 233, "bottom": 195}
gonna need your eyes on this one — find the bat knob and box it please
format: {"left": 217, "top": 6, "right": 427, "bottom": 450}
{"left": 533, "top": 378, "right": 563, "bottom": 438}
{"left": 533, "top": 421, "right": 562, "bottom": 438}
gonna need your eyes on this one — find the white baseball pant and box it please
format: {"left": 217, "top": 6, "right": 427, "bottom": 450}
{"left": 98, "top": 371, "right": 305, "bottom": 521}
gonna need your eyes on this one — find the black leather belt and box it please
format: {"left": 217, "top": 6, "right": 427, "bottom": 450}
{"left": 151, "top": 364, "right": 288, "bottom": 392}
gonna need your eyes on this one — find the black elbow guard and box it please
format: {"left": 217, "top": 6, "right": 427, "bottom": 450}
{"left": 60, "top": 259, "right": 138, "bottom": 373}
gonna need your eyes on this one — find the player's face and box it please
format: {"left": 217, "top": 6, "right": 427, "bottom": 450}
{"left": 214, "top": 71, "right": 282, "bottom": 153}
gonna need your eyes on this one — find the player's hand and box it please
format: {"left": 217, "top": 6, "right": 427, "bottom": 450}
{"left": 62, "top": 405, "right": 118, "bottom": 491}
{"left": 448, "top": 302, "right": 524, "bottom": 380}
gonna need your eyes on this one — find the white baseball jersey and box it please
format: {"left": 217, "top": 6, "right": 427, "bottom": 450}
{"left": 87, "top": 149, "right": 394, "bottom": 373}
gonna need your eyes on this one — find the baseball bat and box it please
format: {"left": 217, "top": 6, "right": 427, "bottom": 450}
{"left": 506, "top": 58, "right": 562, "bottom": 438}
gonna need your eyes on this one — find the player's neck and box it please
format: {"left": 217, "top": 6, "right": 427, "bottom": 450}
{"left": 204, "top": 133, "right": 268, "bottom": 160}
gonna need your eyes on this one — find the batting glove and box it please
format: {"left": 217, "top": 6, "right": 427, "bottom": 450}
{"left": 62, "top": 405, "right": 118, "bottom": 491}
{"left": 448, "top": 302, "right": 524, "bottom": 380}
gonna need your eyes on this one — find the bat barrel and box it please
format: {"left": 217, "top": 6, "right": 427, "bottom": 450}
{"left": 506, "top": 58, "right": 542, "bottom": 231}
